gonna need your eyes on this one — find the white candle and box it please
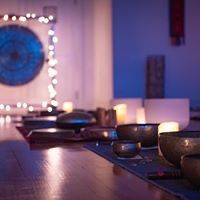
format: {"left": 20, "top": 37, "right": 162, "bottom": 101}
{"left": 111, "top": 98, "right": 143, "bottom": 123}
{"left": 158, "top": 121, "right": 179, "bottom": 156}
{"left": 62, "top": 102, "right": 73, "bottom": 113}
{"left": 113, "top": 104, "right": 127, "bottom": 124}
{"left": 136, "top": 107, "right": 146, "bottom": 124}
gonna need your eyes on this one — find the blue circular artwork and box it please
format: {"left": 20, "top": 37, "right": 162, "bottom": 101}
{"left": 0, "top": 25, "right": 44, "bottom": 86}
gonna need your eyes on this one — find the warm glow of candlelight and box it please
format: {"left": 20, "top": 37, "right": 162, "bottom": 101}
{"left": 158, "top": 121, "right": 179, "bottom": 156}
{"left": 136, "top": 107, "right": 146, "bottom": 124}
{"left": 113, "top": 104, "right": 127, "bottom": 124}
{"left": 158, "top": 121, "right": 179, "bottom": 134}
{"left": 63, "top": 102, "right": 73, "bottom": 113}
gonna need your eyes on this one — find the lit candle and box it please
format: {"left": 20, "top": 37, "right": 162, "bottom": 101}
{"left": 158, "top": 121, "right": 179, "bottom": 156}
{"left": 110, "top": 98, "right": 143, "bottom": 123}
{"left": 113, "top": 104, "right": 127, "bottom": 124}
{"left": 62, "top": 102, "right": 73, "bottom": 113}
{"left": 136, "top": 107, "right": 146, "bottom": 124}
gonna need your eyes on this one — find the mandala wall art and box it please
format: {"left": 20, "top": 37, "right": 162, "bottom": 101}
{"left": 0, "top": 24, "right": 44, "bottom": 86}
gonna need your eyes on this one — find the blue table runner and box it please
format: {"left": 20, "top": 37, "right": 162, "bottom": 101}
{"left": 84, "top": 143, "right": 200, "bottom": 200}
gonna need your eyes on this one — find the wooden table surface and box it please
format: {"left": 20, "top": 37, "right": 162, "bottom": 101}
{"left": 0, "top": 122, "right": 180, "bottom": 200}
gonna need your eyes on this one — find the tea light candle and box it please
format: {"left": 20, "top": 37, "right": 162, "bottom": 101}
{"left": 136, "top": 107, "right": 146, "bottom": 124}
{"left": 158, "top": 121, "right": 179, "bottom": 156}
{"left": 113, "top": 104, "right": 127, "bottom": 124}
{"left": 62, "top": 102, "right": 73, "bottom": 113}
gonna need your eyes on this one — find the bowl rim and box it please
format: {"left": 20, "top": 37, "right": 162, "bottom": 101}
{"left": 181, "top": 153, "right": 200, "bottom": 160}
{"left": 159, "top": 131, "right": 200, "bottom": 138}
{"left": 116, "top": 123, "right": 159, "bottom": 128}
{"left": 112, "top": 140, "right": 141, "bottom": 145}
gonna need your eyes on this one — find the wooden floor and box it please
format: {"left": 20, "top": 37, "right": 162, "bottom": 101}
{"left": 0, "top": 121, "right": 182, "bottom": 200}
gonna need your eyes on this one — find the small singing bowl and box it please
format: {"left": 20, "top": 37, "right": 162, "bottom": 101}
{"left": 181, "top": 153, "right": 200, "bottom": 188}
{"left": 159, "top": 131, "right": 200, "bottom": 168}
{"left": 116, "top": 124, "right": 159, "bottom": 147}
{"left": 112, "top": 140, "right": 141, "bottom": 158}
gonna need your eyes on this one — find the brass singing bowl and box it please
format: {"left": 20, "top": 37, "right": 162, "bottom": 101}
{"left": 116, "top": 124, "right": 159, "bottom": 147}
{"left": 112, "top": 140, "right": 141, "bottom": 158}
{"left": 159, "top": 131, "right": 200, "bottom": 168}
{"left": 181, "top": 153, "right": 200, "bottom": 188}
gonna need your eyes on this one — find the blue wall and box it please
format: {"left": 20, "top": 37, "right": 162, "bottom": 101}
{"left": 112, "top": 0, "right": 200, "bottom": 108}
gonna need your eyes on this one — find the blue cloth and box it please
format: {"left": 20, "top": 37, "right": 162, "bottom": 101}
{"left": 84, "top": 143, "right": 200, "bottom": 200}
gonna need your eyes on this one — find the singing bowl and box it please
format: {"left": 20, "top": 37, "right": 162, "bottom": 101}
{"left": 112, "top": 140, "right": 141, "bottom": 158}
{"left": 181, "top": 153, "right": 200, "bottom": 188}
{"left": 159, "top": 131, "right": 200, "bottom": 168}
{"left": 116, "top": 124, "right": 159, "bottom": 147}
{"left": 56, "top": 111, "right": 96, "bottom": 132}
{"left": 81, "top": 127, "right": 118, "bottom": 141}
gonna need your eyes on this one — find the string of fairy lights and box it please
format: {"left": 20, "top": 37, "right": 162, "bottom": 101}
{"left": 0, "top": 13, "right": 58, "bottom": 113}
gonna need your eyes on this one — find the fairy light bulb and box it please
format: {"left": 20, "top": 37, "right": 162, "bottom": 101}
{"left": 17, "top": 102, "right": 22, "bottom": 108}
{"left": 31, "top": 13, "right": 36, "bottom": 18}
{"left": 52, "top": 36, "right": 58, "bottom": 43}
{"left": 19, "top": 16, "right": 24, "bottom": 21}
{"left": 28, "top": 106, "right": 34, "bottom": 112}
{"left": 3, "top": 14, "right": 9, "bottom": 21}
{"left": 48, "top": 45, "right": 54, "bottom": 51}
{"left": 47, "top": 106, "right": 53, "bottom": 112}
{"left": 50, "top": 90, "right": 57, "bottom": 98}
{"left": 48, "top": 30, "right": 54, "bottom": 36}
{"left": 26, "top": 13, "right": 31, "bottom": 18}
{"left": 12, "top": 16, "right": 17, "bottom": 21}
{"left": 48, "top": 51, "right": 54, "bottom": 56}
{"left": 51, "top": 100, "right": 58, "bottom": 107}
{"left": 48, "top": 15, "right": 54, "bottom": 21}
{"left": 38, "top": 16, "right": 45, "bottom": 23}
{"left": 52, "top": 78, "right": 57, "bottom": 85}
{"left": 22, "top": 103, "right": 28, "bottom": 108}
{"left": 5, "top": 105, "right": 11, "bottom": 111}
{"left": 20, "top": 16, "right": 27, "bottom": 22}
{"left": 0, "top": 104, "right": 4, "bottom": 109}
{"left": 48, "top": 59, "right": 58, "bottom": 67}
{"left": 44, "top": 18, "right": 49, "bottom": 24}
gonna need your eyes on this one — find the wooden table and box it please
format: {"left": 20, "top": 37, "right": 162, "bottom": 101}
{"left": 0, "top": 122, "right": 180, "bottom": 200}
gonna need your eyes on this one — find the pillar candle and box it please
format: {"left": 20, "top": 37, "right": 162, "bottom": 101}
{"left": 113, "top": 104, "right": 127, "bottom": 125}
{"left": 136, "top": 107, "right": 146, "bottom": 124}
